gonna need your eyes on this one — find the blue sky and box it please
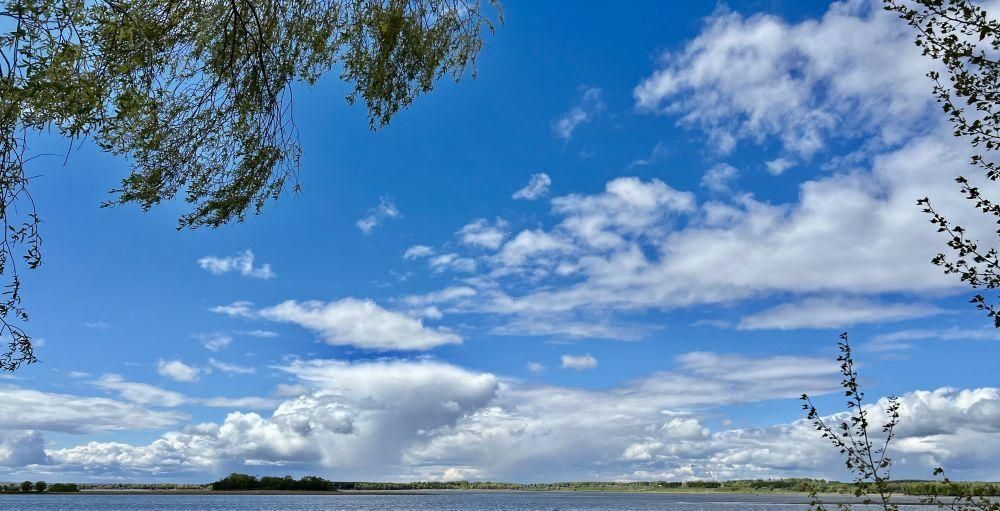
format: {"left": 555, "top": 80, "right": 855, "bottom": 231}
{"left": 2, "top": 0, "right": 1000, "bottom": 483}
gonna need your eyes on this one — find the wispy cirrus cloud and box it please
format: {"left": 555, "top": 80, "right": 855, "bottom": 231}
{"left": 209, "top": 358, "right": 256, "bottom": 375}
{"left": 356, "top": 197, "right": 401, "bottom": 234}
{"left": 738, "top": 297, "right": 943, "bottom": 331}
{"left": 552, "top": 87, "right": 604, "bottom": 141}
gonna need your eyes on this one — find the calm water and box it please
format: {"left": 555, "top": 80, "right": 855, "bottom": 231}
{"left": 0, "top": 492, "right": 928, "bottom": 511}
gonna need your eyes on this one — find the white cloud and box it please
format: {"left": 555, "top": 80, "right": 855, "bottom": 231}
{"left": 43, "top": 358, "right": 499, "bottom": 477}
{"left": 428, "top": 253, "right": 477, "bottom": 273}
{"left": 627, "top": 141, "right": 669, "bottom": 169}
{"left": 197, "top": 249, "right": 275, "bottom": 279}
{"left": 93, "top": 374, "right": 188, "bottom": 407}
{"left": 701, "top": 163, "right": 740, "bottom": 193}
{"left": 765, "top": 158, "right": 795, "bottom": 176}
{"left": 156, "top": 360, "right": 201, "bottom": 383}
{"left": 196, "top": 332, "right": 233, "bottom": 352}
{"left": 439, "top": 130, "right": 978, "bottom": 329}
{"left": 561, "top": 353, "right": 597, "bottom": 370}
{"left": 356, "top": 197, "right": 401, "bottom": 234}
{"left": 552, "top": 87, "right": 605, "bottom": 141}
{"left": 865, "top": 327, "right": 1000, "bottom": 355}
{"left": 258, "top": 298, "right": 462, "bottom": 351}
{"left": 875, "top": 327, "right": 1000, "bottom": 343}
{"left": 209, "top": 358, "right": 256, "bottom": 375}
{"left": 30, "top": 352, "right": 848, "bottom": 480}
{"left": 494, "top": 229, "right": 573, "bottom": 268}
{"left": 512, "top": 173, "right": 552, "bottom": 200}
{"left": 457, "top": 218, "right": 508, "bottom": 249}
{"left": 25, "top": 356, "right": 997, "bottom": 481}
{"left": 526, "top": 362, "right": 546, "bottom": 374}
{"left": 403, "top": 245, "right": 435, "bottom": 260}
{"left": 0, "top": 431, "right": 48, "bottom": 467}
{"left": 274, "top": 384, "right": 310, "bottom": 397}
{"left": 492, "top": 314, "right": 646, "bottom": 341}
{"left": 401, "top": 286, "right": 477, "bottom": 309}
{"left": 210, "top": 301, "right": 254, "bottom": 318}
{"left": 550, "top": 177, "right": 695, "bottom": 250}
{"left": 0, "top": 385, "right": 183, "bottom": 433}
{"left": 83, "top": 321, "right": 110, "bottom": 330}
{"left": 633, "top": 1, "right": 936, "bottom": 158}
{"left": 661, "top": 417, "right": 709, "bottom": 441}
{"left": 237, "top": 329, "right": 279, "bottom": 338}
{"left": 93, "top": 374, "right": 278, "bottom": 414}
{"left": 738, "top": 297, "right": 943, "bottom": 330}
{"left": 199, "top": 396, "right": 278, "bottom": 410}
{"left": 11, "top": 0, "right": 1000, "bottom": 484}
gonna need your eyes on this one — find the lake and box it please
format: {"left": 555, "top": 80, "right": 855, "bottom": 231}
{"left": 0, "top": 492, "right": 928, "bottom": 510}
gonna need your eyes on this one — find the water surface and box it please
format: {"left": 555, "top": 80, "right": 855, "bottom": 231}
{"left": 0, "top": 491, "right": 926, "bottom": 510}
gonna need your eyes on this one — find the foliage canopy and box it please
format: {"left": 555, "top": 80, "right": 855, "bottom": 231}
{"left": 885, "top": 0, "right": 1000, "bottom": 325}
{"left": 0, "top": 0, "right": 500, "bottom": 370}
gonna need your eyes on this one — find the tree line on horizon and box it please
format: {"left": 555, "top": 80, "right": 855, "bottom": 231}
{"left": 205, "top": 473, "right": 1000, "bottom": 497}
{"left": 0, "top": 481, "right": 78, "bottom": 493}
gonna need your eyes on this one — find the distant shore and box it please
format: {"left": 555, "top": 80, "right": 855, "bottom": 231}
{"left": 13, "top": 489, "right": 428, "bottom": 496}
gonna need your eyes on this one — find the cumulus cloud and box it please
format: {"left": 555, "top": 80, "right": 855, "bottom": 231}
{"left": 561, "top": 354, "right": 598, "bottom": 370}
{"left": 428, "top": 253, "right": 477, "bottom": 273}
{"left": 24, "top": 353, "right": 839, "bottom": 479}
{"left": 46, "top": 358, "right": 500, "bottom": 478}
{"left": 11, "top": 0, "right": 1000, "bottom": 485}
{"left": 198, "top": 250, "right": 275, "bottom": 279}
{"left": 552, "top": 87, "right": 605, "bottom": 140}
{"left": 419, "top": 128, "right": 979, "bottom": 335}
{"left": 701, "top": 163, "right": 740, "bottom": 193}
{"left": 0, "top": 431, "right": 48, "bottom": 467}
{"left": 156, "top": 360, "right": 202, "bottom": 383}
{"left": 12, "top": 352, "right": 998, "bottom": 481}
{"left": 430, "top": 1, "right": 987, "bottom": 330}
{"left": 356, "top": 197, "right": 401, "bottom": 234}
{"left": 258, "top": 298, "right": 462, "bottom": 351}
{"left": 457, "top": 218, "right": 509, "bottom": 249}
{"left": 403, "top": 245, "right": 435, "bottom": 260}
{"left": 633, "top": 1, "right": 936, "bottom": 158}
{"left": 513, "top": 173, "right": 552, "bottom": 200}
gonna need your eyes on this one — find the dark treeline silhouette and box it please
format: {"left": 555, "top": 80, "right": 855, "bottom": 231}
{"left": 211, "top": 473, "right": 338, "bottom": 492}
{"left": 208, "top": 474, "right": 998, "bottom": 496}
{"left": 0, "top": 481, "right": 78, "bottom": 492}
